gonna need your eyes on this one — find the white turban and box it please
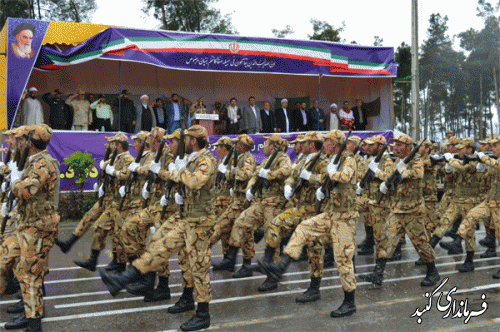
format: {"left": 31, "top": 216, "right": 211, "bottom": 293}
{"left": 28, "top": 87, "right": 38, "bottom": 92}
{"left": 140, "top": 94, "right": 149, "bottom": 100}
{"left": 330, "top": 103, "right": 337, "bottom": 108}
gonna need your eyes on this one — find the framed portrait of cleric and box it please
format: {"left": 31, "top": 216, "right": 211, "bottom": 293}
{"left": 10, "top": 22, "right": 36, "bottom": 59}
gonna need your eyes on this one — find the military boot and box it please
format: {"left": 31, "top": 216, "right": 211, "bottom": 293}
{"left": 330, "top": 290, "right": 356, "bottom": 318}
{"left": 99, "top": 265, "right": 141, "bottom": 297}
{"left": 144, "top": 276, "right": 171, "bottom": 302}
{"left": 357, "top": 226, "right": 374, "bottom": 255}
{"left": 6, "top": 298, "right": 24, "bottom": 314}
{"left": 479, "top": 232, "right": 495, "bottom": 248}
{"left": 257, "top": 247, "right": 278, "bottom": 291}
{"left": 357, "top": 225, "right": 373, "bottom": 248}
{"left": 74, "top": 249, "right": 100, "bottom": 272}
{"left": 421, "top": 262, "right": 440, "bottom": 286}
{"left": 103, "top": 252, "right": 120, "bottom": 271}
{"left": 4, "top": 271, "right": 20, "bottom": 295}
{"left": 324, "top": 244, "right": 334, "bottom": 268}
{"left": 126, "top": 272, "right": 156, "bottom": 296}
{"left": 232, "top": 258, "right": 253, "bottom": 278}
{"left": 55, "top": 234, "right": 79, "bottom": 254}
{"left": 253, "top": 229, "right": 265, "bottom": 244}
{"left": 298, "top": 247, "right": 308, "bottom": 261}
{"left": 212, "top": 246, "right": 238, "bottom": 272}
{"left": 180, "top": 302, "right": 210, "bottom": 331}
{"left": 168, "top": 287, "right": 195, "bottom": 314}
{"left": 4, "top": 312, "right": 28, "bottom": 330}
{"left": 296, "top": 277, "right": 321, "bottom": 303}
{"left": 458, "top": 251, "right": 475, "bottom": 272}
{"left": 493, "top": 269, "right": 500, "bottom": 279}
{"left": 388, "top": 241, "right": 403, "bottom": 261}
{"left": 258, "top": 254, "right": 293, "bottom": 282}
{"left": 25, "top": 318, "right": 42, "bottom": 332}
{"left": 446, "top": 236, "right": 463, "bottom": 255}
{"left": 359, "top": 258, "right": 386, "bottom": 286}
{"left": 480, "top": 245, "right": 497, "bottom": 258}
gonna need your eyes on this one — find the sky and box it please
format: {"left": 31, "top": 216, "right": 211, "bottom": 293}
{"left": 91, "top": 0, "right": 487, "bottom": 50}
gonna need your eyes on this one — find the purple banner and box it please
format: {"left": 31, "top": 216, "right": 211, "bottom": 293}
{"left": 7, "top": 18, "right": 50, "bottom": 129}
{"left": 34, "top": 130, "right": 393, "bottom": 192}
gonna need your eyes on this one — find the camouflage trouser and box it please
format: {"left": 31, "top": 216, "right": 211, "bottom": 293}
{"left": 357, "top": 194, "right": 373, "bottom": 227}
{"left": 368, "top": 203, "right": 391, "bottom": 259}
{"left": 458, "top": 201, "right": 500, "bottom": 251}
{"left": 423, "top": 200, "right": 438, "bottom": 235}
{"left": 229, "top": 196, "right": 286, "bottom": 260}
{"left": 210, "top": 197, "right": 247, "bottom": 256}
{"left": 73, "top": 201, "right": 105, "bottom": 238}
{"left": 379, "top": 207, "right": 436, "bottom": 263}
{"left": 133, "top": 214, "right": 215, "bottom": 303}
{"left": 210, "top": 195, "right": 233, "bottom": 254}
{"left": 266, "top": 205, "right": 316, "bottom": 263}
{"left": 92, "top": 204, "right": 141, "bottom": 263}
{"left": 285, "top": 211, "right": 358, "bottom": 291}
{"left": 432, "top": 191, "right": 452, "bottom": 224}
{"left": 120, "top": 207, "right": 156, "bottom": 260}
{"left": 0, "top": 217, "right": 58, "bottom": 318}
{"left": 433, "top": 201, "right": 477, "bottom": 239}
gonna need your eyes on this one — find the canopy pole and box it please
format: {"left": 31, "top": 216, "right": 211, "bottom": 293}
{"left": 118, "top": 61, "right": 122, "bottom": 132}
{"left": 317, "top": 74, "right": 322, "bottom": 106}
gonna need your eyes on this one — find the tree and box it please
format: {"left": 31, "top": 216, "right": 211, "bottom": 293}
{"left": 393, "top": 42, "right": 411, "bottom": 132}
{"left": 141, "top": 0, "right": 238, "bottom": 34}
{"left": 272, "top": 25, "right": 294, "bottom": 38}
{"left": 373, "top": 36, "right": 384, "bottom": 46}
{"left": 308, "top": 18, "right": 344, "bottom": 42}
{"left": 0, "top": 0, "right": 31, "bottom": 27}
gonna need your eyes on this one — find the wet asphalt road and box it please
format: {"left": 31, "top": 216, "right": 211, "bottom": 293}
{"left": 0, "top": 221, "right": 499, "bottom": 332}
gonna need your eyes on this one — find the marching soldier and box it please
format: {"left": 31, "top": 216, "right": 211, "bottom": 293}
{"left": 100, "top": 125, "right": 217, "bottom": 331}
{"left": 225, "top": 134, "right": 292, "bottom": 278}
{"left": 476, "top": 139, "right": 495, "bottom": 258}
{"left": 259, "top": 129, "right": 359, "bottom": 317}
{"left": 74, "top": 133, "right": 134, "bottom": 272}
{"left": 213, "top": 136, "right": 234, "bottom": 224}
{"left": 211, "top": 134, "right": 256, "bottom": 272}
{"left": 290, "top": 134, "right": 306, "bottom": 169}
{"left": 361, "top": 133, "right": 440, "bottom": 287}
{"left": 0, "top": 124, "right": 60, "bottom": 331}
{"left": 457, "top": 136, "right": 500, "bottom": 278}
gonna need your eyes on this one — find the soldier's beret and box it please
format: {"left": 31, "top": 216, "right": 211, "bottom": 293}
{"left": 213, "top": 136, "right": 233, "bottom": 147}
{"left": 232, "top": 134, "right": 253, "bottom": 147}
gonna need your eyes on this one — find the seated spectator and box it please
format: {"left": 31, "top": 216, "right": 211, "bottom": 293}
{"left": 90, "top": 94, "right": 113, "bottom": 131}
{"left": 260, "top": 101, "right": 277, "bottom": 133}
{"left": 338, "top": 101, "right": 355, "bottom": 130}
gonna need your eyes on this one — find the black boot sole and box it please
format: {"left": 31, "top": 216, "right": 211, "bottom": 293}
{"left": 99, "top": 268, "right": 123, "bottom": 297}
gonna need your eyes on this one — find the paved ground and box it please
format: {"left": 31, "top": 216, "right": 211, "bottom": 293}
{"left": 0, "top": 221, "right": 499, "bottom": 332}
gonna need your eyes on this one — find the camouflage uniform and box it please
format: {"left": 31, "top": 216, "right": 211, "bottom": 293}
{"left": 378, "top": 155, "right": 436, "bottom": 263}
{"left": 210, "top": 148, "right": 256, "bottom": 256}
{"left": 228, "top": 149, "right": 292, "bottom": 259}
{"left": 285, "top": 151, "right": 358, "bottom": 292}
{"left": 458, "top": 154, "right": 499, "bottom": 251}
{"left": 422, "top": 156, "right": 439, "bottom": 234}
{"left": 133, "top": 146, "right": 217, "bottom": 303}
{"left": 0, "top": 124, "right": 60, "bottom": 319}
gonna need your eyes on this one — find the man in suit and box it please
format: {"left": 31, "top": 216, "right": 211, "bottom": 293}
{"left": 242, "top": 96, "right": 263, "bottom": 134}
{"left": 275, "top": 99, "right": 295, "bottom": 133}
{"left": 260, "top": 101, "right": 277, "bottom": 133}
{"left": 113, "top": 90, "right": 136, "bottom": 134}
{"left": 352, "top": 98, "right": 368, "bottom": 131}
{"left": 296, "top": 102, "right": 312, "bottom": 132}
{"left": 153, "top": 98, "right": 167, "bottom": 130}
{"left": 309, "top": 99, "right": 326, "bottom": 131}
{"left": 135, "top": 95, "right": 157, "bottom": 132}
{"left": 165, "top": 93, "right": 185, "bottom": 134}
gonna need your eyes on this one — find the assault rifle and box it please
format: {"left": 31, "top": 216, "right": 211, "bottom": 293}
{"left": 215, "top": 146, "right": 235, "bottom": 189}
{"left": 358, "top": 143, "right": 388, "bottom": 191}
{"left": 119, "top": 139, "right": 147, "bottom": 210}
{"left": 95, "top": 145, "right": 112, "bottom": 199}
{"left": 143, "top": 138, "right": 166, "bottom": 209}
{"left": 99, "top": 145, "right": 119, "bottom": 207}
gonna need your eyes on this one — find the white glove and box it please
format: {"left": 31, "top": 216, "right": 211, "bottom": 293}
{"left": 379, "top": 181, "right": 388, "bottom": 194}
{"left": 368, "top": 161, "right": 379, "bottom": 173}
{"left": 443, "top": 153, "right": 454, "bottom": 162}
{"left": 160, "top": 195, "right": 168, "bottom": 206}
{"left": 230, "top": 188, "right": 234, "bottom": 197}
{"left": 1, "top": 182, "right": 8, "bottom": 193}
{"left": 93, "top": 182, "right": 98, "bottom": 191}
{"left": 150, "top": 226, "right": 156, "bottom": 235}
{"left": 218, "top": 163, "right": 228, "bottom": 174}
{"left": 99, "top": 160, "right": 105, "bottom": 169}
{"left": 396, "top": 160, "right": 407, "bottom": 174}
{"left": 356, "top": 182, "right": 364, "bottom": 195}
{"left": 168, "top": 162, "right": 176, "bottom": 173}
{"left": 10, "top": 168, "right": 24, "bottom": 183}
{"left": 477, "top": 163, "right": 487, "bottom": 173}
{"left": 299, "top": 169, "right": 312, "bottom": 181}
{"left": 246, "top": 188, "right": 254, "bottom": 201}
{"left": 284, "top": 184, "right": 293, "bottom": 200}
{"left": 128, "top": 162, "right": 140, "bottom": 172}
{"left": 0, "top": 162, "right": 5, "bottom": 168}
{"left": 327, "top": 161, "right": 339, "bottom": 175}
{"left": 174, "top": 192, "right": 184, "bottom": 205}
{"left": 119, "top": 186, "right": 126, "bottom": 197}
{"left": 316, "top": 187, "right": 325, "bottom": 201}
{"left": 292, "top": 163, "right": 297, "bottom": 170}
{"left": 476, "top": 152, "right": 487, "bottom": 160}
{"left": 105, "top": 164, "right": 116, "bottom": 176}
{"left": 98, "top": 184, "right": 105, "bottom": 198}
{"left": 7, "top": 160, "right": 16, "bottom": 173}
{"left": 232, "top": 166, "right": 239, "bottom": 175}
{"left": 1, "top": 202, "right": 7, "bottom": 217}
{"left": 142, "top": 182, "right": 150, "bottom": 199}
{"left": 175, "top": 156, "right": 187, "bottom": 170}
{"left": 259, "top": 168, "right": 270, "bottom": 179}
{"left": 149, "top": 161, "right": 161, "bottom": 174}
{"left": 445, "top": 163, "right": 453, "bottom": 173}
